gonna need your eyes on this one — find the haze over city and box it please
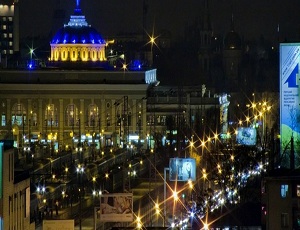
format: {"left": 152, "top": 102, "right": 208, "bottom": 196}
{"left": 20, "top": 0, "right": 300, "bottom": 42}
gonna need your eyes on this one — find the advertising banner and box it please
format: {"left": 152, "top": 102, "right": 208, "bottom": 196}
{"left": 280, "top": 43, "right": 300, "bottom": 167}
{"left": 169, "top": 158, "right": 196, "bottom": 181}
{"left": 99, "top": 193, "right": 133, "bottom": 222}
{"left": 236, "top": 127, "right": 257, "bottom": 146}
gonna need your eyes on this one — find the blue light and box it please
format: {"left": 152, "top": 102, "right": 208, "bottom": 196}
{"left": 82, "top": 39, "right": 86, "bottom": 43}
{"left": 72, "top": 39, "right": 76, "bottom": 43}
{"left": 91, "top": 39, "right": 95, "bottom": 44}
{"left": 129, "top": 60, "right": 143, "bottom": 71}
{"left": 63, "top": 39, "right": 67, "bottom": 44}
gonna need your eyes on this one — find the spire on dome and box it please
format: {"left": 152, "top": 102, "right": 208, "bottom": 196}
{"left": 74, "top": 0, "right": 82, "bottom": 15}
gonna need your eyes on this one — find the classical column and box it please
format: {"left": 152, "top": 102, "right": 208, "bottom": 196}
{"left": 80, "top": 99, "right": 84, "bottom": 138}
{"left": 38, "top": 99, "right": 43, "bottom": 137}
{"left": 142, "top": 99, "right": 147, "bottom": 141}
{"left": 59, "top": 99, "right": 64, "bottom": 146}
{"left": 132, "top": 99, "right": 137, "bottom": 133}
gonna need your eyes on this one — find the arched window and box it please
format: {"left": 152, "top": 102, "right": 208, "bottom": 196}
{"left": 65, "top": 104, "right": 78, "bottom": 127}
{"left": 11, "top": 103, "right": 26, "bottom": 126}
{"left": 86, "top": 104, "right": 99, "bottom": 127}
{"left": 45, "top": 104, "right": 58, "bottom": 127}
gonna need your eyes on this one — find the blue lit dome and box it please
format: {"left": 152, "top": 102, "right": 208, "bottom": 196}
{"left": 50, "top": 0, "right": 107, "bottom": 64}
{"left": 51, "top": 26, "right": 105, "bottom": 45}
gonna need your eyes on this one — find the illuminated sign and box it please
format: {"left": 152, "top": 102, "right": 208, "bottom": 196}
{"left": 236, "top": 127, "right": 257, "bottom": 146}
{"left": 99, "top": 193, "right": 133, "bottom": 222}
{"left": 169, "top": 158, "right": 196, "bottom": 181}
{"left": 280, "top": 43, "right": 300, "bottom": 167}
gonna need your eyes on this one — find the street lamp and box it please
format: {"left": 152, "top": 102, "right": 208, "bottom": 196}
{"left": 164, "top": 167, "right": 169, "bottom": 227}
{"left": 76, "top": 164, "right": 85, "bottom": 230}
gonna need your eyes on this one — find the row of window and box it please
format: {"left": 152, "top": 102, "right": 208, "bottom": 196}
{"left": 1, "top": 33, "right": 13, "bottom": 38}
{"left": 1, "top": 49, "right": 13, "bottom": 54}
{"left": 1, "top": 103, "right": 186, "bottom": 128}
{"left": 0, "top": 16, "right": 13, "bottom": 22}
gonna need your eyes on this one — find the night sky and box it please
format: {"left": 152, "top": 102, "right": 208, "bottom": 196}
{"left": 19, "top": 0, "right": 300, "bottom": 42}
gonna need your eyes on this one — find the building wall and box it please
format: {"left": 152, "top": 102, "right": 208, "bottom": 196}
{"left": 263, "top": 176, "right": 300, "bottom": 230}
{"left": 0, "top": 80, "right": 149, "bottom": 151}
{"left": 0, "top": 0, "right": 19, "bottom": 67}
{"left": 0, "top": 143, "right": 31, "bottom": 230}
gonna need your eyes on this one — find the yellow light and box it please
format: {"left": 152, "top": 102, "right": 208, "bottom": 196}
{"left": 173, "top": 191, "right": 178, "bottom": 201}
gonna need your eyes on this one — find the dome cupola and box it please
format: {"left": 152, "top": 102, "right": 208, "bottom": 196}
{"left": 50, "top": 0, "right": 106, "bottom": 63}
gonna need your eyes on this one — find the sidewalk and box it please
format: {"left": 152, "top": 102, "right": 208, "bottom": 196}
{"left": 35, "top": 197, "right": 96, "bottom": 230}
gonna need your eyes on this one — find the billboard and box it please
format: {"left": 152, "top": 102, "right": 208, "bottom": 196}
{"left": 99, "top": 193, "right": 133, "bottom": 222}
{"left": 169, "top": 158, "right": 196, "bottom": 181}
{"left": 236, "top": 127, "right": 257, "bottom": 146}
{"left": 280, "top": 43, "right": 300, "bottom": 167}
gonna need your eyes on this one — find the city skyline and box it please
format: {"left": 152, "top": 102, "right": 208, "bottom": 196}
{"left": 18, "top": 0, "right": 300, "bottom": 42}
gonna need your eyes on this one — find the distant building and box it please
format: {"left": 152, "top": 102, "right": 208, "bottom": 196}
{"left": 262, "top": 169, "right": 300, "bottom": 230}
{"left": 0, "top": 0, "right": 19, "bottom": 68}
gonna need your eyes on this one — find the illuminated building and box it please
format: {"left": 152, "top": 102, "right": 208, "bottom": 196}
{"left": 0, "top": 142, "right": 31, "bottom": 230}
{"left": 0, "top": 0, "right": 19, "bottom": 68}
{"left": 50, "top": 1, "right": 106, "bottom": 64}
{"left": 0, "top": 1, "right": 225, "bottom": 157}
{"left": 0, "top": 0, "right": 158, "bottom": 153}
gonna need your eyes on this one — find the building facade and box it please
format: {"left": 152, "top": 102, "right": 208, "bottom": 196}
{"left": 0, "top": 142, "right": 32, "bottom": 230}
{"left": 0, "top": 0, "right": 19, "bottom": 68}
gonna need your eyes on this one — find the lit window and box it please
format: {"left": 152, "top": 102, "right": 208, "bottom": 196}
{"left": 9, "top": 33, "right": 12, "bottom": 38}
{"left": 3, "top": 33, "right": 7, "bottom": 38}
{"left": 45, "top": 104, "right": 58, "bottom": 127}
{"left": 2, "top": 17, "right": 6, "bottom": 21}
{"left": 1, "top": 114, "right": 6, "bottom": 126}
{"left": 9, "top": 50, "right": 13, "bottom": 54}
{"left": 2, "top": 25, "right": 6, "bottom": 30}
{"left": 8, "top": 17, "right": 12, "bottom": 21}
{"left": 297, "top": 185, "right": 300, "bottom": 197}
{"left": 11, "top": 103, "right": 26, "bottom": 126}
{"left": 87, "top": 104, "right": 99, "bottom": 127}
{"left": 9, "top": 41, "right": 12, "bottom": 46}
{"left": 281, "top": 184, "right": 288, "bottom": 198}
